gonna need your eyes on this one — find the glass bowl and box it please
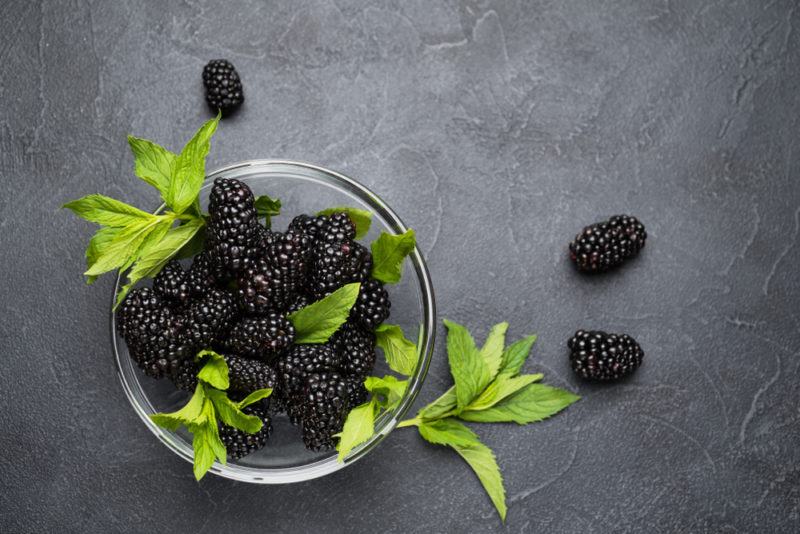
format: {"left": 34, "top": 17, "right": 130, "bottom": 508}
{"left": 112, "top": 160, "right": 436, "bottom": 483}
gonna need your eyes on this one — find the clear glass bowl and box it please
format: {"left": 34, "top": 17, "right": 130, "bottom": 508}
{"left": 111, "top": 160, "right": 436, "bottom": 483}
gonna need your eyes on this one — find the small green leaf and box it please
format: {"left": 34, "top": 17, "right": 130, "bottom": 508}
{"left": 85, "top": 226, "right": 120, "bottom": 284}
{"left": 150, "top": 383, "right": 207, "bottom": 431}
{"left": 374, "top": 324, "right": 418, "bottom": 376}
{"left": 459, "top": 384, "right": 579, "bottom": 425}
{"left": 364, "top": 375, "right": 407, "bottom": 410}
{"left": 237, "top": 389, "right": 273, "bottom": 410}
{"left": 288, "top": 283, "right": 361, "bottom": 343}
{"left": 370, "top": 229, "right": 416, "bottom": 284}
{"left": 464, "top": 374, "right": 543, "bottom": 412}
{"left": 418, "top": 386, "right": 458, "bottom": 420}
{"left": 480, "top": 322, "right": 508, "bottom": 381}
{"left": 63, "top": 194, "right": 153, "bottom": 227}
{"left": 206, "top": 388, "right": 263, "bottom": 434}
{"left": 444, "top": 319, "right": 490, "bottom": 411}
{"left": 498, "top": 335, "right": 538, "bottom": 377}
{"left": 453, "top": 440, "right": 507, "bottom": 522}
{"left": 167, "top": 115, "right": 219, "bottom": 214}
{"left": 254, "top": 195, "right": 281, "bottom": 228}
{"left": 317, "top": 207, "right": 372, "bottom": 239}
{"left": 128, "top": 135, "right": 176, "bottom": 199}
{"left": 189, "top": 399, "right": 227, "bottom": 481}
{"left": 418, "top": 418, "right": 479, "bottom": 448}
{"left": 336, "top": 399, "right": 377, "bottom": 461}
{"left": 196, "top": 350, "right": 229, "bottom": 390}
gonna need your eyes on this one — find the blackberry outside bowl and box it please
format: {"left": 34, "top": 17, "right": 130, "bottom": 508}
{"left": 112, "top": 160, "right": 436, "bottom": 483}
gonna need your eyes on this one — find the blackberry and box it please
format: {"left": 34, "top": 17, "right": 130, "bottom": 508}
{"left": 236, "top": 256, "right": 293, "bottom": 314}
{"left": 225, "top": 354, "right": 279, "bottom": 394}
{"left": 344, "top": 375, "right": 368, "bottom": 407}
{"left": 202, "top": 59, "right": 244, "bottom": 115}
{"left": 185, "top": 251, "right": 224, "bottom": 296}
{"left": 117, "top": 288, "right": 190, "bottom": 379}
{"left": 308, "top": 240, "right": 356, "bottom": 299}
{"left": 181, "top": 289, "right": 237, "bottom": 348}
{"left": 288, "top": 214, "right": 328, "bottom": 243}
{"left": 319, "top": 212, "right": 356, "bottom": 244}
{"left": 264, "top": 231, "right": 312, "bottom": 295}
{"left": 568, "top": 330, "right": 644, "bottom": 381}
{"left": 206, "top": 178, "right": 261, "bottom": 273}
{"left": 350, "top": 279, "right": 390, "bottom": 330}
{"left": 285, "top": 293, "right": 310, "bottom": 314}
{"left": 171, "top": 358, "right": 199, "bottom": 392}
{"left": 569, "top": 215, "right": 646, "bottom": 273}
{"left": 331, "top": 322, "right": 376, "bottom": 378}
{"left": 153, "top": 260, "right": 191, "bottom": 307}
{"left": 298, "top": 372, "right": 349, "bottom": 451}
{"left": 345, "top": 242, "right": 373, "bottom": 283}
{"left": 227, "top": 314, "right": 295, "bottom": 359}
{"left": 275, "top": 344, "right": 341, "bottom": 423}
{"left": 219, "top": 405, "right": 271, "bottom": 460}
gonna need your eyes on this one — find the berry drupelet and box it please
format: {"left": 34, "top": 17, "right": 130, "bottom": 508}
{"left": 569, "top": 215, "right": 647, "bottom": 273}
{"left": 202, "top": 59, "right": 244, "bottom": 115}
{"left": 568, "top": 329, "right": 644, "bottom": 381}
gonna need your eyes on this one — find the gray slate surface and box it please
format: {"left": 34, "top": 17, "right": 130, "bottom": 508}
{"left": 1, "top": 0, "right": 799, "bottom": 532}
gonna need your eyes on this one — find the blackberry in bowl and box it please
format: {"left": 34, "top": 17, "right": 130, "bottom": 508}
{"left": 112, "top": 161, "right": 435, "bottom": 483}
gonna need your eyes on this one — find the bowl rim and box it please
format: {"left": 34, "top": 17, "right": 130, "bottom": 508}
{"left": 111, "top": 159, "right": 436, "bottom": 483}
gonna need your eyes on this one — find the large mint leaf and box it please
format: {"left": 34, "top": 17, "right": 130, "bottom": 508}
{"left": 63, "top": 194, "right": 153, "bottom": 227}
{"left": 288, "top": 283, "right": 361, "bottom": 343}
{"left": 459, "top": 384, "right": 579, "bottom": 425}
{"left": 498, "top": 335, "right": 537, "bottom": 377}
{"left": 167, "top": 115, "right": 219, "bottom": 214}
{"left": 370, "top": 229, "right": 416, "bottom": 284}
{"left": 336, "top": 399, "right": 376, "bottom": 462}
{"left": 196, "top": 350, "right": 229, "bottom": 390}
{"left": 374, "top": 323, "right": 418, "bottom": 376}
{"left": 443, "top": 319, "right": 490, "bottom": 411}
{"left": 127, "top": 136, "right": 176, "bottom": 200}
{"left": 479, "top": 322, "right": 508, "bottom": 382}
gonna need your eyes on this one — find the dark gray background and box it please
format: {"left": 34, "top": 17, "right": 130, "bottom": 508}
{"left": 1, "top": 0, "right": 798, "bottom": 532}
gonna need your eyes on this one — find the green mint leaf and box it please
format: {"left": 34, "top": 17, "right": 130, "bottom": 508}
{"left": 480, "top": 322, "right": 508, "bottom": 380}
{"left": 254, "top": 195, "right": 281, "bottom": 228}
{"left": 464, "top": 374, "right": 543, "bottom": 412}
{"left": 336, "top": 399, "right": 376, "bottom": 462}
{"left": 453, "top": 440, "right": 507, "bottom": 522}
{"left": 498, "top": 335, "right": 538, "bottom": 377}
{"left": 189, "top": 399, "right": 227, "bottom": 481}
{"left": 288, "top": 282, "right": 361, "bottom": 343}
{"left": 206, "top": 388, "right": 264, "bottom": 434}
{"left": 237, "top": 388, "right": 273, "bottom": 410}
{"left": 167, "top": 115, "right": 219, "bottom": 214}
{"left": 418, "top": 418, "right": 479, "bottom": 448}
{"left": 444, "top": 319, "right": 490, "bottom": 411}
{"left": 196, "top": 350, "right": 229, "bottom": 390}
{"left": 63, "top": 194, "right": 153, "bottom": 227}
{"left": 317, "top": 207, "right": 372, "bottom": 239}
{"left": 364, "top": 375, "right": 407, "bottom": 410}
{"left": 459, "top": 384, "right": 579, "bottom": 425}
{"left": 174, "top": 221, "right": 207, "bottom": 259}
{"left": 85, "top": 227, "right": 120, "bottom": 284}
{"left": 127, "top": 135, "right": 176, "bottom": 199}
{"left": 374, "top": 323, "right": 418, "bottom": 376}
{"left": 370, "top": 229, "right": 416, "bottom": 284}
{"left": 418, "top": 386, "right": 457, "bottom": 420}
{"left": 84, "top": 217, "right": 165, "bottom": 277}
{"left": 150, "top": 382, "right": 207, "bottom": 431}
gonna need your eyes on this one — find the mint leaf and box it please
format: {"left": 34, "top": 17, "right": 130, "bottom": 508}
{"left": 128, "top": 136, "right": 176, "bottom": 199}
{"left": 370, "top": 229, "right": 416, "bottom": 284}
{"left": 167, "top": 115, "right": 219, "bottom": 214}
{"left": 189, "top": 399, "right": 227, "bottom": 481}
{"left": 317, "top": 207, "right": 372, "bottom": 239}
{"left": 418, "top": 418, "right": 479, "bottom": 448}
{"left": 365, "top": 375, "right": 407, "bottom": 410}
{"left": 255, "top": 195, "right": 281, "bottom": 228}
{"left": 444, "top": 319, "right": 490, "bottom": 411}
{"left": 206, "top": 388, "right": 263, "bottom": 434}
{"left": 459, "top": 384, "right": 579, "bottom": 425}
{"left": 85, "top": 217, "right": 165, "bottom": 277}
{"left": 288, "top": 283, "right": 361, "bottom": 343}
{"left": 196, "top": 350, "right": 229, "bottom": 390}
{"left": 498, "top": 335, "right": 537, "bottom": 377}
{"left": 480, "top": 322, "right": 508, "bottom": 380}
{"left": 174, "top": 222, "right": 207, "bottom": 259}
{"left": 374, "top": 324, "right": 418, "bottom": 376}
{"left": 419, "top": 386, "right": 457, "bottom": 420}
{"left": 150, "top": 383, "right": 207, "bottom": 431}
{"left": 237, "top": 389, "right": 273, "bottom": 410}
{"left": 336, "top": 399, "right": 376, "bottom": 461}
{"left": 85, "top": 227, "right": 120, "bottom": 284}
{"left": 453, "top": 440, "right": 507, "bottom": 522}
{"left": 464, "top": 374, "right": 543, "bottom": 412}
{"left": 63, "top": 194, "right": 153, "bottom": 227}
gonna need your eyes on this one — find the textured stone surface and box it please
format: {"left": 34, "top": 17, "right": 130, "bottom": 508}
{"left": 1, "top": 0, "right": 799, "bottom": 532}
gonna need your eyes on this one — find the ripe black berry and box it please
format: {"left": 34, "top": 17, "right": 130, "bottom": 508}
{"left": 344, "top": 375, "right": 368, "bottom": 407}
{"left": 181, "top": 289, "right": 237, "bottom": 348}
{"left": 568, "top": 330, "right": 644, "bottom": 381}
{"left": 206, "top": 178, "right": 261, "bottom": 273}
{"left": 264, "top": 231, "right": 312, "bottom": 295}
{"left": 225, "top": 354, "right": 279, "bottom": 395}
{"left": 185, "top": 251, "right": 225, "bottom": 296}
{"left": 227, "top": 314, "right": 295, "bottom": 359}
{"left": 219, "top": 405, "right": 271, "bottom": 460}
{"left": 236, "top": 256, "right": 293, "bottom": 314}
{"left": 153, "top": 260, "right": 191, "bottom": 307}
{"left": 298, "top": 372, "right": 349, "bottom": 451}
{"left": 331, "top": 322, "right": 376, "bottom": 378}
{"left": 275, "top": 344, "right": 341, "bottom": 423}
{"left": 202, "top": 59, "right": 244, "bottom": 115}
{"left": 350, "top": 279, "right": 390, "bottom": 330}
{"left": 569, "top": 215, "right": 646, "bottom": 273}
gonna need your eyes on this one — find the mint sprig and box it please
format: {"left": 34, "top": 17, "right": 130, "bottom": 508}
{"left": 64, "top": 114, "right": 220, "bottom": 307}
{"left": 150, "top": 350, "right": 272, "bottom": 481}
{"left": 337, "top": 319, "right": 579, "bottom": 523}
